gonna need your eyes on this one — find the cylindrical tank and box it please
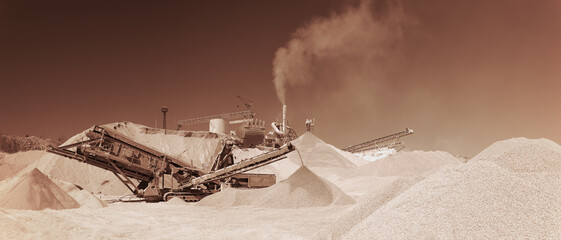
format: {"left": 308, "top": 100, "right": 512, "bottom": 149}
{"left": 209, "top": 119, "right": 228, "bottom": 134}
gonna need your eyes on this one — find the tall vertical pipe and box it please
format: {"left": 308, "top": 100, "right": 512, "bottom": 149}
{"left": 161, "top": 106, "right": 168, "bottom": 129}
{"left": 282, "top": 105, "right": 287, "bottom": 135}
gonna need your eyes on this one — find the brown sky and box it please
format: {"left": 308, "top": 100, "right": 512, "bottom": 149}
{"left": 1, "top": 0, "right": 560, "bottom": 157}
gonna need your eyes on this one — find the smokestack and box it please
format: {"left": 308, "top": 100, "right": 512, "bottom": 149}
{"left": 282, "top": 105, "right": 287, "bottom": 134}
{"left": 161, "top": 106, "right": 168, "bottom": 129}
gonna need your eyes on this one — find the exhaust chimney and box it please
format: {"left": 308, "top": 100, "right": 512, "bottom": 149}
{"left": 282, "top": 105, "right": 287, "bottom": 134}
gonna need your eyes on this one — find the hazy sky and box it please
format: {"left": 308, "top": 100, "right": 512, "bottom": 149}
{"left": 1, "top": 0, "right": 560, "bottom": 157}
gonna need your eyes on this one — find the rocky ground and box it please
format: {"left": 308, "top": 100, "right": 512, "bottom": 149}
{"left": 0, "top": 122, "right": 559, "bottom": 239}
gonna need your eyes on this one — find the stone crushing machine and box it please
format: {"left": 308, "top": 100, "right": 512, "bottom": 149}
{"left": 47, "top": 125, "right": 295, "bottom": 202}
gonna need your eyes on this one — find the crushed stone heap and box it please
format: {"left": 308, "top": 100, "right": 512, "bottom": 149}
{"left": 343, "top": 137, "right": 561, "bottom": 239}
{"left": 290, "top": 132, "right": 366, "bottom": 168}
{"left": 237, "top": 132, "right": 366, "bottom": 183}
{"left": 471, "top": 137, "right": 561, "bottom": 173}
{"left": 356, "top": 150, "right": 462, "bottom": 177}
{"left": 0, "top": 168, "right": 80, "bottom": 210}
{"left": 198, "top": 166, "right": 355, "bottom": 208}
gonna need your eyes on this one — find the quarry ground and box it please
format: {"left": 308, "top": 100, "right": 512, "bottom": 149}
{"left": 0, "top": 201, "right": 348, "bottom": 240}
{"left": 1, "top": 122, "right": 560, "bottom": 239}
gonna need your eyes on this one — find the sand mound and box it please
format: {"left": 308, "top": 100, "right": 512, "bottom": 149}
{"left": 34, "top": 153, "right": 132, "bottom": 195}
{"left": 291, "top": 132, "right": 366, "bottom": 168}
{"left": 354, "top": 147, "right": 397, "bottom": 162}
{"left": 230, "top": 133, "right": 367, "bottom": 183}
{"left": 316, "top": 176, "right": 421, "bottom": 239}
{"left": 0, "top": 149, "right": 131, "bottom": 195}
{"left": 194, "top": 187, "right": 248, "bottom": 207}
{"left": 0, "top": 168, "right": 80, "bottom": 210}
{"left": 471, "top": 137, "right": 561, "bottom": 173}
{"left": 53, "top": 179, "right": 106, "bottom": 208}
{"left": 323, "top": 150, "right": 461, "bottom": 198}
{"left": 256, "top": 166, "right": 355, "bottom": 208}
{"left": 0, "top": 150, "right": 48, "bottom": 181}
{"left": 0, "top": 151, "right": 107, "bottom": 207}
{"left": 198, "top": 166, "right": 354, "bottom": 208}
{"left": 343, "top": 139, "right": 561, "bottom": 239}
{"left": 357, "top": 150, "right": 462, "bottom": 177}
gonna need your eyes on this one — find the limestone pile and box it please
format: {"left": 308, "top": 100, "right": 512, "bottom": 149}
{"left": 1, "top": 152, "right": 108, "bottom": 208}
{"left": 354, "top": 147, "right": 397, "bottom": 162}
{"left": 313, "top": 149, "right": 464, "bottom": 237}
{"left": 316, "top": 177, "right": 422, "bottom": 239}
{"left": 252, "top": 133, "right": 367, "bottom": 182}
{"left": 331, "top": 150, "right": 462, "bottom": 198}
{"left": 53, "top": 179, "right": 107, "bottom": 208}
{"left": 197, "top": 166, "right": 354, "bottom": 208}
{"left": 256, "top": 166, "right": 355, "bottom": 208}
{"left": 343, "top": 138, "right": 561, "bottom": 239}
{"left": 0, "top": 150, "right": 47, "bottom": 181}
{"left": 471, "top": 137, "right": 561, "bottom": 173}
{"left": 25, "top": 152, "right": 130, "bottom": 195}
{"left": 0, "top": 168, "right": 80, "bottom": 210}
{"left": 291, "top": 132, "right": 366, "bottom": 168}
{"left": 356, "top": 150, "right": 462, "bottom": 177}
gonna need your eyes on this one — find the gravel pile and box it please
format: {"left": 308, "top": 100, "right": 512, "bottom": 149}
{"left": 0, "top": 168, "right": 80, "bottom": 210}
{"left": 332, "top": 150, "right": 463, "bottom": 198}
{"left": 355, "top": 150, "right": 462, "bottom": 177}
{"left": 0, "top": 150, "right": 47, "bottom": 181}
{"left": 291, "top": 132, "right": 366, "bottom": 168}
{"left": 198, "top": 166, "right": 355, "bottom": 208}
{"left": 256, "top": 166, "right": 355, "bottom": 208}
{"left": 315, "top": 176, "right": 422, "bottom": 239}
{"left": 471, "top": 137, "right": 561, "bottom": 173}
{"left": 343, "top": 138, "right": 561, "bottom": 239}
{"left": 53, "top": 179, "right": 107, "bottom": 208}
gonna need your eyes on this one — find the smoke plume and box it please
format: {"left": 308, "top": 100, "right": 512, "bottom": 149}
{"left": 272, "top": 0, "right": 411, "bottom": 105}
{"left": 270, "top": 0, "right": 561, "bottom": 156}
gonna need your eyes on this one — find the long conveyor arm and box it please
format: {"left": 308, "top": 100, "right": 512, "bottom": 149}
{"left": 180, "top": 142, "right": 295, "bottom": 188}
{"left": 343, "top": 128, "right": 414, "bottom": 153}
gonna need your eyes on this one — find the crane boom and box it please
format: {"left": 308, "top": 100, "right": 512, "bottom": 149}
{"left": 236, "top": 95, "right": 254, "bottom": 111}
{"left": 177, "top": 110, "right": 254, "bottom": 129}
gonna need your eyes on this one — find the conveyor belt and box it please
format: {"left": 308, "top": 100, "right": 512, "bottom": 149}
{"left": 343, "top": 128, "right": 413, "bottom": 153}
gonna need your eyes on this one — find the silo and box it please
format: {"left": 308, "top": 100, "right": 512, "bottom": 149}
{"left": 209, "top": 119, "right": 228, "bottom": 134}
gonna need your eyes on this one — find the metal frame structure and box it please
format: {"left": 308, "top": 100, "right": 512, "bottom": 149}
{"left": 177, "top": 110, "right": 255, "bottom": 129}
{"left": 48, "top": 125, "right": 295, "bottom": 202}
{"left": 343, "top": 128, "right": 414, "bottom": 153}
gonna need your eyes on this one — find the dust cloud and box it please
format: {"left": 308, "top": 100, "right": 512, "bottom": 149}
{"left": 272, "top": 0, "right": 561, "bottom": 157}
{"left": 272, "top": 0, "right": 411, "bottom": 105}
